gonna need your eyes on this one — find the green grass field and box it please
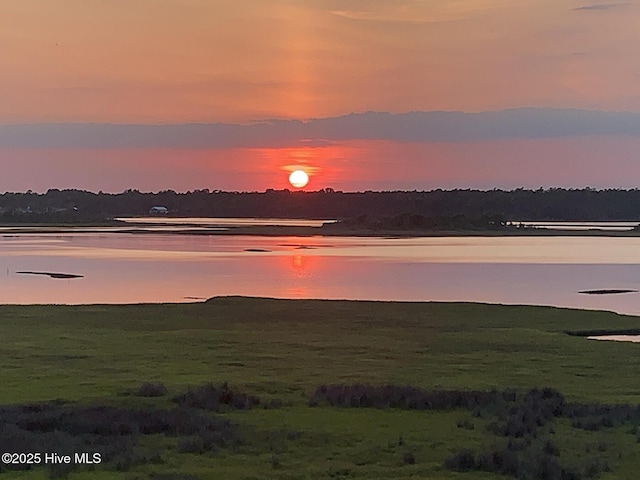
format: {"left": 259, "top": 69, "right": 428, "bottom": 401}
{"left": 2, "top": 297, "right": 640, "bottom": 479}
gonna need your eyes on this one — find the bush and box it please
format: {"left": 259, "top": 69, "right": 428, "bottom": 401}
{"left": 172, "top": 382, "right": 260, "bottom": 411}
{"left": 456, "top": 419, "right": 475, "bottom": 430}
{"left": 402, "top": 452, "right": 416, "bottom": 465}
{"left": 137, "top": 382, "right": 168, "bottom": 397}
{"left": 444, "top": 449, "right": 476, "bottom": 471}
{"left": 0, "top": 402, "right": 238, "bottom": 474}
{"left": 309, "top": 384, "right": 521, "bottom": 411}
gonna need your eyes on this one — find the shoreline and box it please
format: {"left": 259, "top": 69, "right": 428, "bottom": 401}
{"left": 3, "top": 222, "right": 640, "bottom": 237}
{"left": 2, "top": 295, "right": 638, "bottom": 319}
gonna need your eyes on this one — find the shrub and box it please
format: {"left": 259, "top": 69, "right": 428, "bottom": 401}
{"left": 402, "top": 452, "right": 416, "bottom": 465}
{"left": 456, "top": 419, "right": 475, "bottom": 430}
{"left": 309, "top": 384, "right": 522, "bottom": 411}
{"left": 137, "top": 382, "right": 168, "bottom": 397}
{"left": 172, "top": 382, "right": 259, "bottom": 411}
{"left": 444, "top": 449, "right": 476, "bottom": 471}
{"left": 0, "top": 402, "right": 238, "bottom": 474}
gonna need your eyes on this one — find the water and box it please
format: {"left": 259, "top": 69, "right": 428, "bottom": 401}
{"left": 588, "top": 335, "right": 640, "bottom": 343}
{"left": 114, "top": 217, "right": 336, "bottom": 228}
{"left": 511, "top": 221, "right": 639, "bottom": 231}
{"left": 2, "top": 226, "right": 640, "bottom": 314}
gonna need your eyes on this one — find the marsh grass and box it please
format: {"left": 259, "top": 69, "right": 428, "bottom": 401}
{"left": 3, "top": 297, "right": 640, "bottom": 478}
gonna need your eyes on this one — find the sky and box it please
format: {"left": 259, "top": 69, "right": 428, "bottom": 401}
{"left": 1, "top": 0, "right": 639, "bottom": 192}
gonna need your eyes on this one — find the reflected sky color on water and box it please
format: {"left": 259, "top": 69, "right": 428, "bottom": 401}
{"left": 115, "top": 217, "right": 335, "bottom": 227}
{"left": 512, "top": 222, "right": 640, "bottom": 231}
{"left": 588, "top": 335, "right": 640, "bottom": 343}
{"left": 2, "top": 233, "right": 640, "bottom": 315}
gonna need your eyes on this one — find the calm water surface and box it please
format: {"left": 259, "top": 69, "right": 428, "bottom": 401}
{"left": 512, "top": 221, "right": 639, "bottom": 231}
{"left": 588, "top": 335, "right": 640, "bottom": 343}
{"left": 114, "top": 217, "right": 336, "bottom": 227}
{"left": 2, "top": 230, "right": 640, "bottom": 314}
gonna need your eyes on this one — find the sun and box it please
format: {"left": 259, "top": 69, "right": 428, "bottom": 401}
{"left": 289, "top": 169, "right": 309, "bottom": 188}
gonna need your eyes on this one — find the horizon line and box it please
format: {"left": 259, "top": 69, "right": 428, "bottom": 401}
{"left": 2, "top": 106, "right": 640, "bottom": 127}
{"left": 3, "top": 186, "right": 638, "bottom": 196}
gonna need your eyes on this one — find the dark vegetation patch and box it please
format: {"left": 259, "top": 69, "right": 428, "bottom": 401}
{"left": 311, "top": 384, "right": 640, "bottom": 480}
{"left": 127, "top": 474, "right": 200, "bottom": 480}
{"left": 565, "top": 328, "right": 640, "bottom": 337}
{"left": 243, "top": 248, "right": 271, "bottom": 252}
{"left": 443, "top": 443, "right": 610, "bottom": 480}
{"left": 221, "top": 361, "right": 246, "bottom": 367}
{"left": 146, "top": 474, "right": 200, "bottom": 480}
{"left": 172, "top": 382, "right": 260, "bottom": 411}
{"left": 0, "top": 402, "right": 238, "bottom": 476}
{"left": 0, "top": 383, "right": 284, "bottom": 477}
{"left": 564, "top": 402, "right": 640, "bottom": 431}
{"left": 309, "top": 384, "right": 519, "bottom": 410}
{"left": 136, "top": 382, "right": 168, "bottom": 398}
{"left": 579, "top": 289, "right": 637, "bottom": 295}
{"left": 7, "top": 187, "right": 640, "bottom": 223}
{"left": 34, "top": 354, "right": 90, "bottom": 361}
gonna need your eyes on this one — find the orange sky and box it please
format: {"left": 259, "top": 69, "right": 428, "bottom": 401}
{"left": 1, "top": 1, "right": 639, "bottom": 191}
{"left": 3, "top": 135, "right": 640, "bottom": 192}
{"left": 2, "top": 0, "right": 639, "bottom": 123}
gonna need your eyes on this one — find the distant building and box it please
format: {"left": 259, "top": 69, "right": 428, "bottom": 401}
{"left": 149, "top": 206, "right": 169, "bottom": 215}
{"left": 15, "top": 206, "right": 32, "bottom": 215}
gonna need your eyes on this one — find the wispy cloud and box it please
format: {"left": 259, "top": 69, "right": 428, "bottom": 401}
{"left": 329, "top": 1, "right": 501, "bottom": 24}
{"left": 573, "top": 3, "right": 629, "bottom": 11}
{"left": 330, "top": 9, "right": 453, "bottom": 23}
{"left": 2, "top": 109, "right": 640, "bottom": 150}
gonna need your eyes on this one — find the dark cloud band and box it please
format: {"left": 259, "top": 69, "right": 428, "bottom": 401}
{"left": 2, "top": 108, "right": 640, "bottom": 149}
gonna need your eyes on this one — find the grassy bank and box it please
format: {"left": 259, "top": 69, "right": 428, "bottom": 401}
{"left": 2, "top": 298, "right": 640, "bottom": 479}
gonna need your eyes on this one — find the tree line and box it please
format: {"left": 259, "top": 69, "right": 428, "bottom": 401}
{"left": 1, "top": 187, "right": 640, "bottom": 222}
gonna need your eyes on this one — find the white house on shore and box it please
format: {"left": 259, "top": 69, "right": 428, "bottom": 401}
{"left": 149, "top": 206, "right": 169, "bottom": 215}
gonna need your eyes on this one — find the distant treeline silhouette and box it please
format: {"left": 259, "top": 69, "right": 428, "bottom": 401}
{"left": 2, "top": 187, "right": 640, "bottom": 222}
